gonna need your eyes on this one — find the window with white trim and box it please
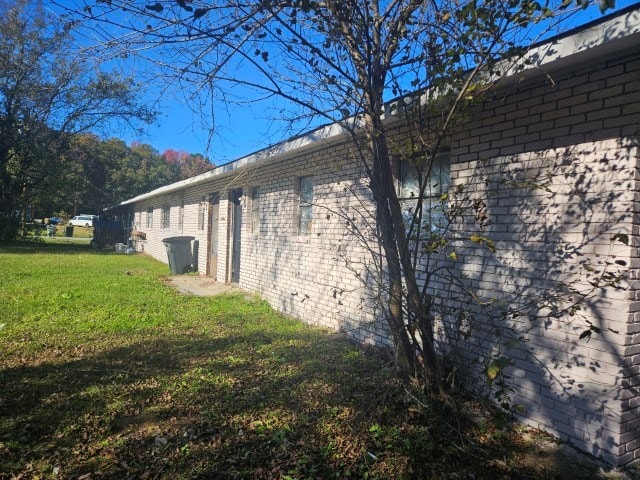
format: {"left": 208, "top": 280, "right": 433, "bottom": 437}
{"left": 398, "top": 150, "right": 450, "bottom": 233}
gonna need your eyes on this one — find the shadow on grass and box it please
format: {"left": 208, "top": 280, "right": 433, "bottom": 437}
{"left": 1, "top": 327, "right": 415, "bottom": 479}
{"left": 1, "top": 314, "right": 629, "bottom": 479}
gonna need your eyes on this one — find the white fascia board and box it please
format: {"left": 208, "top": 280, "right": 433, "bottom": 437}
{"left": 384, "top": 5, "right": 640, "bottom": 115}
{"left": 498, "top": 6, "right": 640, "bottom": 82}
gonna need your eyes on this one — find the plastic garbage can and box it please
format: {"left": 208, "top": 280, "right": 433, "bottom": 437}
{"left": 162, "top": 236, "right": 195, "bottom": 274}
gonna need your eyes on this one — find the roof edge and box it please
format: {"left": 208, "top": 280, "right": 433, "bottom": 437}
{"left": 115, "top": 4, "right": 640, "bottom": 208}
{"left": 498, "top": 4, "right": 640, "bottom": 81}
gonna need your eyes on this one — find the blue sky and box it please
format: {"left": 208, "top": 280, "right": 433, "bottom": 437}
{"left": 64, "top": 0, "right": 638, "bottom": 166}
{"left": 112, "top": 86, "right": 285, "bottom": 164}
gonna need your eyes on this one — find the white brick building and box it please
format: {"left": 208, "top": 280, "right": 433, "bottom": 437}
{"left": 115, "top": 7, "right": 640, "bottom": 466}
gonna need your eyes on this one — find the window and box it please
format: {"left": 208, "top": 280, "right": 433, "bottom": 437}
{"left": 146, "top": 207, "right": 154, "bottom": 229}
{"left": 161, "top": 204, "right": 171, "bottom": 229}
{"left": 198, "top": 196, "right": 206, "bottom": 230}
{"left": 398, "top": 150, "right": 450, "bottom": 233}
{"left": 251, "top": 187, "right": 260, "bottom": 234}
{"left": 298, "top": 176, "right": 313, "bottom": 234}
{"left": 178, "top": 200, "right": 184, "bottom": 232}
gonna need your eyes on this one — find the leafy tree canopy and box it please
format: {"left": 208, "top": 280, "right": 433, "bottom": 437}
{"left": 33, "top": 134, "right": 215, "bottom": 221}
{"left": 0, "top": 0, "right": 156, "bottom": 239}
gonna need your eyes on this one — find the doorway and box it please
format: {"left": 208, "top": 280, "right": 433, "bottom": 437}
{"left": 207, "top": 193, "right": 220, "bottom": 280}
{"left": 228, "top": 188, "right": 242, "bottom": 283}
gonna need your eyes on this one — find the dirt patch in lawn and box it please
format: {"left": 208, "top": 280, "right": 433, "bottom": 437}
{"left": 165, "top": 275, "right": 256, "bottom": 299}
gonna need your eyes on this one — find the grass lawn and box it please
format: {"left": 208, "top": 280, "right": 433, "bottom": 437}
{"left": 27, "top": 223, "right": 94, "bottom": 240}
{"left": 0, "top": 241, "right": 634, "bottom": 479}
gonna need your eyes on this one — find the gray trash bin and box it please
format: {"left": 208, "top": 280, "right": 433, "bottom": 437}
{"left": 162, "top": 236, "right": 195, "bottom": 274}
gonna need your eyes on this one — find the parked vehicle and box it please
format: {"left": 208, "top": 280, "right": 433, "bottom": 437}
{"left": 68, "top": 215, "right": 97, "bottom": 227}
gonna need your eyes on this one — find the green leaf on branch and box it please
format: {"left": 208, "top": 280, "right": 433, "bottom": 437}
{"left": 145, "top": 3, "right": 163, "bottom": 12}
{"left": 176, "top": 0, "right": 193, "bottom": 12}
{"left": 193, "top": 8, "right": 207, "bottom": 19}
{"left": 469, "top": 234, "right": 496, "bottom": 253}
{"left": 599, "top": 0, "right": 614, "bottom": 12}
{"left": 514, "top": 404, "right": 527, "bottom": 415}
{"left": 486, "top": 356, "right": 511, "bottom": 381}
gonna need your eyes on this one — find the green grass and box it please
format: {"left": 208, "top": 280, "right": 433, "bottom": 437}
{"left": 0, "top": 241, "right": 633, "bottom": 479}
{"left": 26, "top": 223, "right": 94, "bottom": 239}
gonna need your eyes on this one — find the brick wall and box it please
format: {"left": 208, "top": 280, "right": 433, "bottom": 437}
{"left": 445, "top": 51, "right": 640, "bottom": 465}
{"left": 125, "top": 49, "right": 640, "bottom": 464}
{"left": 235, "top": 142, "right": 385, "bottom": 342}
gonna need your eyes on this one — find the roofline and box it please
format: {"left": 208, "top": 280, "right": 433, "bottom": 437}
{"left": 114, "top": 3, "right": 640, "bottom": 208}
{"left": 496, "top": 2, "right": 640, "bottom": 82}
{"left": 529, "top": 1, "right": 640, "bottom": 48}
{"left": 116, "top": 121, "right": 353, "bottom": 206}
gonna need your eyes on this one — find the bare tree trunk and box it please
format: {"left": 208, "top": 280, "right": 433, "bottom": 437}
{"left": 366, "top": 96, "right": 445, "bottom": 393}
{"left": 365, "top": 109, "right": 444, "bottom": 394}
{"left": 368, "top": 127, "right": 416, "bottom": 381}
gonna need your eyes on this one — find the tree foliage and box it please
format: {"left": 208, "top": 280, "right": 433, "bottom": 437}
{"left": 31, "top": 135, "right": 215, "bottom": 220}
{"left": 0, "top": 0, "right": 155, "bottom": 240}
{"left": 162, "top": 148, "right": 214, "bottom": 179}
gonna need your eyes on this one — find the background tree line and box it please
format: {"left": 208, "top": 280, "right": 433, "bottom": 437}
{"left": 32, "top": 135, "right": 213, "bottom": 223}
{"left": 0, "top": 0, "right": 213, "bottom": 240}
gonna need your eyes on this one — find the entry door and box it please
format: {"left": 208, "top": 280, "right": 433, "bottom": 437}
{"left": 229, "top": 188, "right": 242, "bottom": 283}
{"left": 208, "top": 193, "right": 220, "bottom": 280}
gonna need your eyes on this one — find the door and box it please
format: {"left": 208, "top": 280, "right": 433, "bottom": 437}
{"left": 207, "top": 193, "right": 220, "bottom": 279}
{"left": 229, "top": 188, "right": 242, "bottom": 283}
